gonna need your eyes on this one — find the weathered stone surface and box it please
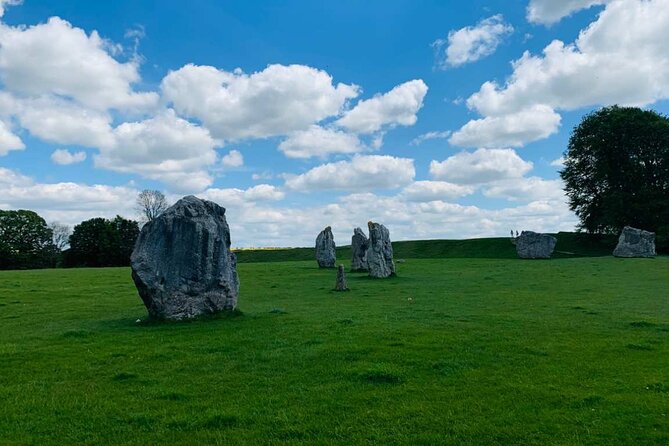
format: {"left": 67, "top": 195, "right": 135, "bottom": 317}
{"left": 613, "top": 226, "right": 656, "bottom": 258}
{"left": 350, "top": 227, "right": 369, "bottom": 272}
{"left": 131, "top": 195, "right": 239, "bottom": 320}
{"left": 516, "top": 231, "right": 557, "bottom": 259}
{"left": 367, "top": 221, "right": 395, "bottom": 278}
{"left": 334, "top": 265, "right": 349, "bottom": 291}
{"left": 316, "top": 226, "right": 336, "bottom": 268}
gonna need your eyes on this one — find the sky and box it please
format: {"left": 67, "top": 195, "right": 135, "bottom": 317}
{"left": 1, "top": 0, "right": 668, "bottom": 247}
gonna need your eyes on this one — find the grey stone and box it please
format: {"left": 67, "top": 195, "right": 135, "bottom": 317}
{"left": 316, "top": 226, "right": 336, "bottom": 268}
{"left": 350, "top": 227, "right": 369, "bottom": 272}
{"left": 516, "top": 231, "right": 557, "bottom": 259}
{"left": 334, "top": 265, "right": 349, "bottom": 291}
{"left": 367, "top": 221, "right": 395, "bottom": 278}
{"left": 613, "top": 226, "right": 656, "bottom": 258}
{"left": 131, "top": 195, "right": 239, "bottom": 320}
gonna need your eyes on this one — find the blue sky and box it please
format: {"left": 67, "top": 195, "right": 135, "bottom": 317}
{"left": 1, "top": 0, "right": 668, "bottom": 247}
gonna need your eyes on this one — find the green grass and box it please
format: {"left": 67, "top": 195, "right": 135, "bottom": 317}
{"left": 1, "top": 250, "right": 668, "bottom": 444}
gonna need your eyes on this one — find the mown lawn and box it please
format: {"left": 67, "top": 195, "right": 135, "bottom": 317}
{"left": 0, "top": 255, "right": 667, "bottom": 445}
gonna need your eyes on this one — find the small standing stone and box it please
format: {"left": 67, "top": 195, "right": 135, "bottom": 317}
{"left": 367, "top": 221, "right": 395, "bottom": 278}
{"left": 613, "top": 226, "right": 656, "bottom": 258}
{"left": 334, "top": 265, "right": 349, "bottom": 291}
{"left": 316, "top": 226, "right": 336, "bottom": 268}
{"left": 351, "top": 227, "right": 369, "bottom": 272}
{"left": 515, "top": 231, "right": 557, "bottom": 259}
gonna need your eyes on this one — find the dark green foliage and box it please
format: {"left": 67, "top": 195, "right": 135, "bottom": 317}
{"left": 66, "top": 216, "right": 139, "bottom": 267}
{"left": 0, "top": 209, "right": 57, "bottom": 270}
{"left": 561, "top": 106, "right": 669, "bottom": 245}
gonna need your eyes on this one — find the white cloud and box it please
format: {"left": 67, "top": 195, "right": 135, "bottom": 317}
{"left": 482, "top": 176, "right": 566, "bottom": 202}
{"left": 0, "top": 119, "right": 24, "bottom": 155}
{"left": 449, "top": 105, "right": 561, "bottom": 148}
{"left": 199, "top": 184, "right": 285, "bottom": 207}
{"left": 336, "top": 80, "right": 428, "bottom": 134}
{"left": 284, "top": 154, "right": 415, "bottom": 191}
{"left": 95, "top": 109, "right": 219, "bottom": 192}
{"left": 469, "top": 0, "right": 669, "bottom": 117}
{"left": 410, "top": 130, "right": 451, "bottom": 146}
{"left": 221, "top": 149, "right": 244, "bottom": 168}
{"left": 15, "top": 96, "right": 115, "bottom": 149}
{"left": 0, "top": 17, "right": 158, "bottom": 111}
{"left": 550, "top": 157, "right": 566, "bottom": 167}
{"left": 161, "top": 63, "right": 359, "bottom": 141}
{"left": 0, "top": 167, "right": 137, "bottom": 225}
{"left": 0, "top": 0, "right": 21, "bottom": 17}
{"left": 400, "top": 181, "right": 475, "bottom": 202}
{"left": 527, "top": 0, "right": 611, "bottom": 25}
{"left": 279, "top": 125, "right": 365, "bottom": 158}
{"left": 434, "top": 15, "right": 514, "bottom": 68}
{"left": 430, "top": 148, "right": 533, "bottom": 184}
{"left": 51, "top": 149, "right": 86, "bottom": 165}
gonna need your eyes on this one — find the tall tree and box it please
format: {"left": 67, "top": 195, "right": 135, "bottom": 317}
{"left": 136, "top": 190, "right": 169, "bottom": 223}
{"left": 0, "top": 210, "right": 56, "bottom": 269}
{"left": 50, "top": 223, "right": 71, "bottom": 251}
{"left": 67, "top": 216, "right": 139, "bottom": 267}
{"left": 561, "top": 106, "right": 669, "bottom": 241}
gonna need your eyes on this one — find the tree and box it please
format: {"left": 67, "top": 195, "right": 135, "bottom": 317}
{"left": 136, "top": 190, "right": 169, "bottom": 223}
{"left": 0, "top": 210, "right": 57, "bottom": 269}
{"left": 561, "top": 106, "right": 669, "bottom": 242}
{"left": 66, "top": 216, "right": 139, "bottom": 267}
{"left": 50, "top": 223, "right": 71, "bottom": 251}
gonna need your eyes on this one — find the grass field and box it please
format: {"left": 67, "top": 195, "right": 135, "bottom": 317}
{"left": 1, "top": 241, "right": 668, "bottom": 445}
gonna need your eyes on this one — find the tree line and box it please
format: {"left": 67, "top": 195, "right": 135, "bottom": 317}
{"left": 0, "top": 190, "right": 168, "bottom": 270}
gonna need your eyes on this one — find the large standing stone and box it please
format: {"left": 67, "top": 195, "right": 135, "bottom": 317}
{"left": 613, "top": 226, "right": 656, "bottom": 258}
{"left": 367, "top": 221, "right": 395, "bottom": 278}
{"left": 350, "top": 227, "right": 369, "bottom": 272}
{"left": 516, "top": 231, "right": 557, "bottom": 259}
{"left": 131, "top": 195, "right": 239, "bottom": 320}
{"left": 316, "top": 226, "right": 336, "bottom": 268}
{"left": 334, "top": 265, "right": 349, "bottom": 291}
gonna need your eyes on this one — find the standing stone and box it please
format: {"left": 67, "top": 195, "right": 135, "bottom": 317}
{"left": 131, "top": 195, "right": 239, "bottom": 320}
{"left": 367, "top": 221, "right": 395, "bottom": 278}
{"left": 316, "top": 226, "right": 336, "bottom": 268}
{"left": 613, "top": 226, "right": 656, "bottom": 258}
{"left": 515, "top": 231, "right": 557, "bottom": 259}
{"left": 334, "top": 265, "right": 349, "bottom": 291}
{"left": 350, "top": 227, "right": 369, "bottom": 272}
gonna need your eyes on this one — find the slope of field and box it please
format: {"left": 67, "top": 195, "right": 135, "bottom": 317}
{"left": 234, "top": 232, "right": 618, "bottom": 263}
{"left": 1, "top": 253, "right": 667, "bottom": 445}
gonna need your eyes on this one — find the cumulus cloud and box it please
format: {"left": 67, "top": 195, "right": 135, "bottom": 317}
{"left": 15, "top": 96, "right": 115, "bottom": 149}
{"left": 0, "top": 0, "right": 21, "bottom": 17}
{"left": 433, "top": 15, "right": 513, "bottom": 68}
{"left": 51, "top": 149, "right": 86, "bottom": 165}
{"left": 0, "top": 119, "right": 24, "bottom": 155}
{"left": 527, "top": 0, "right": 611, "bottom": 25}
{"left": 551, "top": 157, "right": 566, "bottom": 167}
{"left": 95, "top": 109, "right": 219, "bottom": 192}
{"left": 449, "top": 105, "right": 561, "bottom": 148}
{"left": 482, "top": 176, "right": 566, "bottom": 202}
{"left": 284, "top": 154, "right": 415, "bottom": 191}
{"left": 410, "top": 130, "right": 451, "bottom": 146}
{"left": 430, "top": 148, "right": 533, "bottom": 184}
{"left": 278, "top": 125, "right": 365, "bottom": 158}
{"left": 162, "top": 63, "right": 359, "bottom": 141}
{"left": 469, "top": 0, "right": 669, "bottom": 116}
{"left": 336, "top": 80, "right": 428, "bottom": 134}
{"left": 400, "top": 181, "right": 474, "bottom": 202}
{"left": 454, "top": 0, "right": 669, "bottom": 148}
{"left": 0, "top": 17, "right": 158, "bottom": 111}
{"left": 221, "top": 149, "right": 244, "bottom": 168}
{"left": 199, "top": 184, "right": 285, "bottom": 207}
